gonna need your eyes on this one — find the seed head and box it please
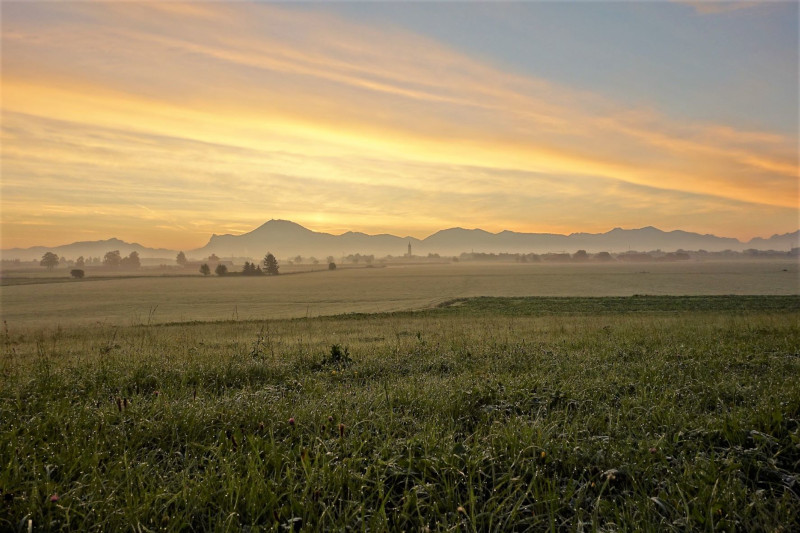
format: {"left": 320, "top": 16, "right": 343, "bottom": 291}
{"left": 288, "top": 417, "right": 295, "bottom": 427}
{"left": 338, "top": 423, "right": 345, "bottom": 437}
{"left": 49, "top": 494, "right": 59, "bottom": 502}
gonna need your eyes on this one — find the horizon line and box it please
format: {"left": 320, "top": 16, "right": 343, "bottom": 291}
{"left": 3, "top": 219, "right": 799, "bottom": 252}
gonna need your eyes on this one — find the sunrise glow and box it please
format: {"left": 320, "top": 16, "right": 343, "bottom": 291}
{"left": 2, "top": 1, "right": 797, "bottom": 250}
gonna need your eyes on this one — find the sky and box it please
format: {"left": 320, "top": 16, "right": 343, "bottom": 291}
{"left": 1, "top": 0, "right": 798, "bottom": 250}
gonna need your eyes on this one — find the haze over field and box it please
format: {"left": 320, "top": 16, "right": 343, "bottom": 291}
{"left": 2, "top": 220, "right": 799, "bottom": 262}
{"left": 1, "top": 1, "right": 797, "bottom": 250}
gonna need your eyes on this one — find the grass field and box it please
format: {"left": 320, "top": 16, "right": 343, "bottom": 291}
{"left": 1, "top": 295, "right": 799, "bottom": 531}
{"left": 1, "top": 261, "right": 797, "bottom": 328}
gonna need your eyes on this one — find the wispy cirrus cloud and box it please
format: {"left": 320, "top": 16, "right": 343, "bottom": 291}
{"left": 1, "top": 2, "right": 796, "bottom": 249}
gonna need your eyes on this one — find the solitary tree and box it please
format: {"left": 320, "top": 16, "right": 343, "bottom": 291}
{"left": 70, "top": 269, "right": 85, "bottom": 279}
{"left": 40, "top": 252, "right": 60, "bottom": 271}
{"left": 263, "top": 253, "right": 279, "bottom": 276}
{"left": 103, "top": 250, "right": 121, "bottom": 268}
{"left": 176, "top": 251, "right": 187, "bottom": 267}
{"left": 328, "top": 262, "right": 337, "bottom": 271}
{"left": 215, "top": 264, "right": 228, "bottom": 276}
{"left": 199, "top": 263, "right": 211, "bottom": 276}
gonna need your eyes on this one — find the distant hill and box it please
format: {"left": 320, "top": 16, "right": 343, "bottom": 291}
{"left": 3, "top": 221, "right": 798, "bottom": 261}
{"left": 1, "top": 238, "right": 178, "bottom": 262}
{"left": 192, "top": 220, "right": 799, "bottom": 258}
{"left": 743, "top": 231, "right": 800, "bottom": 251}
{"left": 193, "top": 220, "right": 421, "bottom": 259}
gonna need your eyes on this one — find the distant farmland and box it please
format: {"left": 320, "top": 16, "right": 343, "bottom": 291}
{"left": 1, "top": 261, "right": 797, "bottom": 328}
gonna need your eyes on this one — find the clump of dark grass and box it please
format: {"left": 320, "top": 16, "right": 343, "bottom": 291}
{"left": 318, "top": 343, "right": 353, "bottom": 370}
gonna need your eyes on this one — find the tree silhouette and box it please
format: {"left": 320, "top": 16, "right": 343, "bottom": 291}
{"left": 328, "top": 262, "right": 337, "bottom": 271}
{"left": 75, "top": 256, "right": 85, "bottom": 268}
{"left": 242, "top": 261, "right": 262, "bottom": 276}
{"left": 103, "top": 250, "right": 121, "bottom": 269}
{"left": 120, "top": 251, "right": 141, "bottom": 269}
{"left": 70, "top": 269, "right": 85, "bottom": 279}
{"left": 40, "top": 252, "right": 59, "bottom": 271}
{"left": 176, "top": 251, "right": 187, "bottom": 266}
{"left": 572, "top": 250, "right": 589, "bottom": 262}
{"left": 263, "top": 253, "right": 279, "bottom": 275}
{"left": 215, "top": 264, "right": 228, "bottom": 276}
{"left": 200, "top": 263, "right": 211, "bottom": 276}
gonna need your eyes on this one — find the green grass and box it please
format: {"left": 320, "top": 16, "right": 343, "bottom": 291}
{"left": 1, "top": 296, "right": 799, "bottom": 531}
{"left": 436, "top": 295, "right": 800, "bottom": 315}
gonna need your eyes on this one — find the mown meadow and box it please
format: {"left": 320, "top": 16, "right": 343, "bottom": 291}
{"left": 1, "top": 295, "right": 799, "bottom": 531}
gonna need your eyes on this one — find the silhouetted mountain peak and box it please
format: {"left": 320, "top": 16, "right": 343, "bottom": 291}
{"left": 254, "top": 219, "right": 312, "bottom": 234}
{"left": 433, "top": 227, "right": 493, "bottom": 236}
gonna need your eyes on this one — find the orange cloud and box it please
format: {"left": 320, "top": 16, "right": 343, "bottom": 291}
{"left": 1, "top": 2, "right": 797, "bottom": 248}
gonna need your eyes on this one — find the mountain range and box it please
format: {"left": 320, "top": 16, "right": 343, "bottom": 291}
{"left": 2, "top": 220, "right": 798, "bottom": 261}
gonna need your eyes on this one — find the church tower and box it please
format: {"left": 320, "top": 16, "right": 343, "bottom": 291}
{"left": 407, "top": 241, "right": 412, "bottom": 257}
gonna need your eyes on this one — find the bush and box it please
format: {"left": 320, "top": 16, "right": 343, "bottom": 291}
{"left": 328, "top": 262, "right": 337, "bottom": 271}
{"left": 70, "top": 269, "right": 85, "bottom": 279}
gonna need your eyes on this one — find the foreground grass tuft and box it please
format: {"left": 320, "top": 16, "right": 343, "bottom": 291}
{"left": 1, "top": 296, "right": 798, "bottom": 531}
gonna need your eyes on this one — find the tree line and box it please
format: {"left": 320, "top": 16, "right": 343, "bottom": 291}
{"left": 199, "top": 252, "right": 280, "bottom": 277}
{"left": 40, "top": 250, "right": 141, "bottom": 275}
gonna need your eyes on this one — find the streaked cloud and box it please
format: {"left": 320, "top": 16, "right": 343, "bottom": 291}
{"left": 676, "top": 1, "right": 767, "bottom": 15}
{"left": 1, "top": 2, "right": 796, "bottom": 249}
